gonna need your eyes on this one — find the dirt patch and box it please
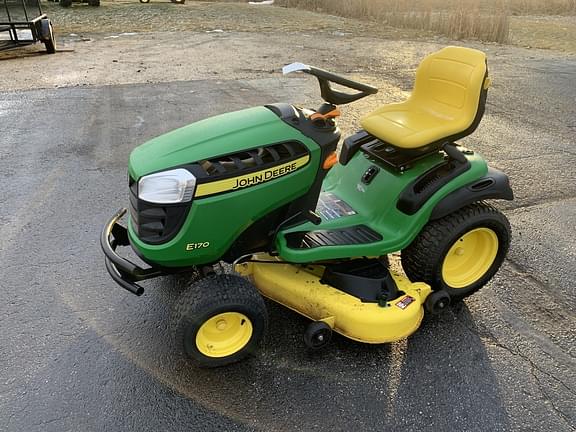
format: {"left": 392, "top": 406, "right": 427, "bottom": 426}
{"left": 42, "top": 0, "right": 426, "bottom": 38}
{"left": 38, "top": 1, "right": 576, "bottom": 54}
{"left": 510, "top": 15, "right": 576, "bottom": 52}
{"left": 0, "top": 1, "right": 574, "bottom": 101}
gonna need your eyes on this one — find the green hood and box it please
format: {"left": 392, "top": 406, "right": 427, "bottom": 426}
{"left": 128, "top": 106, "right": 299, "bottom": 179}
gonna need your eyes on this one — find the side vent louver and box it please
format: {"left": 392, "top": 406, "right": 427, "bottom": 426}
{"left": 194, "top": 141, "right": 308, "bottom": 179}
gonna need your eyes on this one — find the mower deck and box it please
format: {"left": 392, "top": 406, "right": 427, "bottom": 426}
{"left": 237, "top": 255, "right": 432, "bottom": 344}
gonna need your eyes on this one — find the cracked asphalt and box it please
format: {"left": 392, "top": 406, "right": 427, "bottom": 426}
{"left": 1, "top": 32, "right": 575, "bottom": 431}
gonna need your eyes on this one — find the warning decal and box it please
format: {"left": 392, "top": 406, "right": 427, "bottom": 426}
{"left": 315, "top": 192, "right": 357, "bottom": 220}
{"left": 395, "top": 296, "right": 415, "bottom": 310}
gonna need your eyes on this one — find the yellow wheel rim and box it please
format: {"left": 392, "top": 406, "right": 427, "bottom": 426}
{"left": 195, "top": 312, "right": 253, "bottom": 358}
{"left": 442, "top": 228, "right": 499, "bottom": 288}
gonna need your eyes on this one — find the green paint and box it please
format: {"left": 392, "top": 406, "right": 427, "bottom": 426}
{"left": 276, "top": 150, "right": 487, "bottom": 262}
{"left": 128, "top": 107, "right": 302, "bottom": 178}
{"left": 127, "top": 107, "right": 321, "bottom": 267}
{"left": 126, "top": 105, "right": 490, "bottom": 267}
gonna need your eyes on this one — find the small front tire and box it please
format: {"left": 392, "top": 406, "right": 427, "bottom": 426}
{"left": 173, "top": 274, "right": 267, "bottom": 368}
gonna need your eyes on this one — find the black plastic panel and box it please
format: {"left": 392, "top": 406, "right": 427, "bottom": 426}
{"left": 396, "top": 156, "right": 471, "bottom": 215}
{"left": 128, "top": 179, "right": 191, "bottom": 245}
{"left": 285, "top": 225, "right": 382, "bottom": 249}
{"left": 186, "top": 141, "right": 309, "bottom": 182}
{"left": 361, "top": 137, "right": 443, "bottom": 172}
{"left": 321, "top": 258, "right": 398, "bottom": 303}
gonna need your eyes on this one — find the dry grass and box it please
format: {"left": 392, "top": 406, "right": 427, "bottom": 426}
{"left": 509, "top": 0, "right": 576, "bottom": 14}
{"left": 276, "top": 0, "right": 509, "bottom": 42}
{"left": 275, "top": 0, "right": 575, "bottom": 43}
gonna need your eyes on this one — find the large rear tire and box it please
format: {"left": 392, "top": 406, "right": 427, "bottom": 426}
{"left": 402, "top": 202, "right": 511, "bottom": 302}
{"left": 173, "top": 274, "right": 267, "bottom": 368}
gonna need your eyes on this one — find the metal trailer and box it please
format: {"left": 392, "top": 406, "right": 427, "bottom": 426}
{"left": 0, "top": 0, "right": 56, "bottom": 53}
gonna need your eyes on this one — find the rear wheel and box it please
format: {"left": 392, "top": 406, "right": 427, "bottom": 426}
{"left": 88, "top": 0, "right": 100, "bottom": 6}
{"left": 60, "top": 0, "right": 72, "bottom": 7}
{"left": 402, "top": 202, "right": 511, "bottom": 302}
{"left": 173, "top": 274, "right": 267, "bottom": 367}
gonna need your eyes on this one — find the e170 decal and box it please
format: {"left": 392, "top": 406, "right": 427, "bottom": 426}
{"left": 186, "top": 242, "right": 210, "bottom": 251}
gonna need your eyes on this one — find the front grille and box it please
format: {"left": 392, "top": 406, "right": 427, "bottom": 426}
{"left": 187, "top": 141, "right": 309, "bottom": 181}
{"left": 129, "top": 179, "right": 190, "bottom": 245}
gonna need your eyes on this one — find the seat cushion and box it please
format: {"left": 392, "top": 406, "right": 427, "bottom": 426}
{"left": 361, "top": 100, "right": 471, "bottom": 150}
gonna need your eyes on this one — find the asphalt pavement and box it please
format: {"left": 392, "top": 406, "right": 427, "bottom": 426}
{"left": 1, "top": 53, "right": 575, "bottom": 431}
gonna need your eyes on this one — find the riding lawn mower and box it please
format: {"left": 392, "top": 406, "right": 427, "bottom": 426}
{"left": 101, "top": 46, "right": 513, "bottom": 367}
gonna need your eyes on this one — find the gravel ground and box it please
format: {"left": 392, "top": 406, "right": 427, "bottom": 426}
{"left": 41, "top": 0, "right": 426, "bottom": 37}
{"left": 0, "top": 2, "right": 575, "bottom": 431}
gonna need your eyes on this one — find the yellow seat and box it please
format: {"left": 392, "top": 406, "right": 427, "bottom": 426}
{"left": 361, "top": 46, "right": 490, "bottom": 150}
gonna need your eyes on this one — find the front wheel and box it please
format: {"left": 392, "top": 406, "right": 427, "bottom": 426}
{"left": 173, "top": 274, "right": 268, "bottom": 368}
{"left": 402, "top": 202, "right": 511, "bottom": 302}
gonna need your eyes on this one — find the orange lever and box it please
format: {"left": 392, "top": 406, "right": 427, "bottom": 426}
{"left": 323, "top": 152, "right": 339, "bottom": 170}
{"left": 310, "top": 107, "right": 341, "bottom": 122}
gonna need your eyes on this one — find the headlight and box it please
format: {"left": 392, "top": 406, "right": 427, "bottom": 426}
{"left": 138, "top": 169, "right": 196, "bottom": 204}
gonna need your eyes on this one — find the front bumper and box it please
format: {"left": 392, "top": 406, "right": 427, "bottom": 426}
{"left": 100, "top": 208, "right": 164, "bottom": 296}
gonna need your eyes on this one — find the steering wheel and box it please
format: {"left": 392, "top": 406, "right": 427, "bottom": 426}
{"left": 283, "top": 62, "right": 378, "bottom": 105}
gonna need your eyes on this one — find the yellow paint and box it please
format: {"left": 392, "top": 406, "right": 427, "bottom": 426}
{"left": 195, "top": 312, "right": 253, "bottom": 358}
{"left": 361, "top": 46, "right": 488, "bottom": 149}
{"left": 237, "top": 256, "right": 432, "bottom": 344}
{"left": 195, "top": 155, "right": 310, "bottom": 198}
{"left": 442, "top": 227, "right": 499, "bottom": 288}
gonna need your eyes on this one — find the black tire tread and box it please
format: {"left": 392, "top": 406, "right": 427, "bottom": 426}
{"left": 173, "top": 274, "right": 267, "bottom": 368}
{"left": 402, "top": 202, "right": 511, "bottom": 301}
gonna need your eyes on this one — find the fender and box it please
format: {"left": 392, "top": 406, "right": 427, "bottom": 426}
{"left": 430, "top": 167, "right": 513, "bottom": 220}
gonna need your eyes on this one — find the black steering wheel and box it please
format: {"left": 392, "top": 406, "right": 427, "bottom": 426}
{"left": 283, "top": 63, "right": 378, "bottom": 105}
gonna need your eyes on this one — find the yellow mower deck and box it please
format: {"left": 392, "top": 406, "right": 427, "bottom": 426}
{"left": 236, "top": 256, "right": 432, "bottom": 344}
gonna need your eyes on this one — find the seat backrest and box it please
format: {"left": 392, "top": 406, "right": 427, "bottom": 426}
{"left": 411, "top": 46, "right": 488, "bottom": 130}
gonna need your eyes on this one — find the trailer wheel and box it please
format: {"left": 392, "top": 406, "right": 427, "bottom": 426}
{"left": 402, "top": 202, "right": 511, "bottom": 302}
{"left": 173, "top": 274, "right": 267, "bottom": 368}
{"left": 41, "top": 20, "right": 56, "bottom": 54}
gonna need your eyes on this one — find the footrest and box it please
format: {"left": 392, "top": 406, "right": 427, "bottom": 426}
{"left": 285, "top": 225, "right": 382, "bottom": 249}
